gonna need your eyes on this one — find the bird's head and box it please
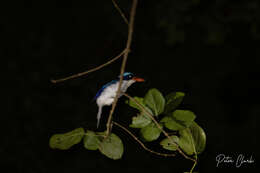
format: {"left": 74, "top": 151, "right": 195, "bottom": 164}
{"left": 121, "top": 72, "right": 145, "bottom": 82}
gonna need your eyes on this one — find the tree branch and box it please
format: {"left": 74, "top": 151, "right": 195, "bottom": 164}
{"left": 105, "top": 0, "right": 138, "bottom": 136}
{"left": 51, "top": 49, "right": 126, "bottom": 84}
{"left": 113, "top": 121, "right": 176, "bottom": 157}
{"left": 112, "top": 0, "right": 129, "bottom": 25}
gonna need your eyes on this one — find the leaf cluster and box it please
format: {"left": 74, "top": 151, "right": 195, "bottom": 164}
{"left": 126, "top": 88, "right": 206, "bottom": 156}
{"left": 49, "top": 129, "right": 124, "bottom": 160}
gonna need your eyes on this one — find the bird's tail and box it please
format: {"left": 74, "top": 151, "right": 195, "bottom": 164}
{"left": 97, "top": 105, "right": 103, "bottom": 128}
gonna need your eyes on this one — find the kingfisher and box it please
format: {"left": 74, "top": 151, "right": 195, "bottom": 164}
{"left": 94, "top": 72, "right": 144, "bottom": 128}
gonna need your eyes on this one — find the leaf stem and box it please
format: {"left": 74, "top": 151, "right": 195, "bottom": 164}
{"left": 189, "top": 159, "right": 197, "bottom": 173}
{"left": 188, "top": 128, "right": 198, "bottom": 173}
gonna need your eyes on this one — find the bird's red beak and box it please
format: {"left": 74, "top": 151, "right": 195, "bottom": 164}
{"left": 133, "top": 77, "right": 145, "bottom": 82}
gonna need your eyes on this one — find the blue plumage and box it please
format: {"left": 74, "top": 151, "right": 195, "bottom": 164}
{"left": 94, "top": 79, "right": 118, "bottom": 100}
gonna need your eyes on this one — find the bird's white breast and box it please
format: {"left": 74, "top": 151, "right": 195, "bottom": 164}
{"left": 96, "top": 80, "right": 135, "bottom": 106}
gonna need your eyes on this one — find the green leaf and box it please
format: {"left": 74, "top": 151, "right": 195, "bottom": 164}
{"left": 125, "top": 97, "right": 144, "bottom": 111}
{"left": 83, "top": 131, "right": 101, "bottom": 150}
{"left": 49, "top": 128, "right": 85, "bottom": 150}
{"left": 179, "top": 122, "right": 206, "bottom": 155}
{"left": 126, "top": 95, "right": 154, "bottom": 128}
{"left": 178, "top": 128, "right": 194, "bottom": 155}
{"left": 161, "top": 116, "right": 185, "bottom": 131}
{"left": 140, "top": 123, "right": 162, "bottom": 142}
{"left": 99, "top": 133, "right": 124, "bottom": 160}
{"left": 173, "top": 110, "right": 196, "bottom": 127}
{"left": 126, "top": 96, "right": 154, "bottom": 118}
{"left": 130, "top": 112, "right": 152, "bottom": 128}
{"left": 164, "top": 92, "right": 185, "bottom": 114}
{"left": 144, "top": 88, "right": 165, "bottom": 116}
{"left": 160, "top": 136, "right": 179, "bottom": 151}
{"left": 161, "top": 110, "right": 196, "bottom": 131}
{"left": 189, "top": 122, "right": 206, "bottom": 154}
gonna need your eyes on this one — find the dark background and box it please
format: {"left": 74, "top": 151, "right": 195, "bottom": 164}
{"left": 4, "top": 0, "right": 258, "bottom": 172}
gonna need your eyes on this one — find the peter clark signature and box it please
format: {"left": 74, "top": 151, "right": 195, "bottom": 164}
{"left": 216, "top": 154, "right": 255, "bottom": 168}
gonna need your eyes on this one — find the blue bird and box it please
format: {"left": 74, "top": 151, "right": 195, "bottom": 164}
{"left": 94, "top": 72, "right": 144, "bottom": 128}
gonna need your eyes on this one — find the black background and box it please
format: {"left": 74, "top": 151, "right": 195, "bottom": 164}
{"left": 4, "top": 0, "right": 258, "bottom": 172}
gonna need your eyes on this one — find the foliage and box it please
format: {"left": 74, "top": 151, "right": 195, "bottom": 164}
{"left": 50, "top": 129, "right": 123, "bottom": 160}
{"left": 126, "top": 88, "right": 206, "bottom": 156}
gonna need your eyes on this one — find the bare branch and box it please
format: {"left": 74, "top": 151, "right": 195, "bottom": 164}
{"left": 51, "top": 49, "right": 126, "bottom": 84}
{"left": 113, "top": 121, "right": 176, "bottom": 157}
{"left": 105, "top": 0, "right": 138, "bottom": 136}
{"left": 112, "top": 0, "right": 129, "bottom": 25}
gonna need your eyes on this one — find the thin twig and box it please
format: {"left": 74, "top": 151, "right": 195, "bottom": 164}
{"left": 50, "top": 49, "right": 126, "bottom": 84}
{"left": 105, "top": 0, "right": 138, "bottom": 136}
{"left": 123, "top": 93, "right": 196, "bottom": 162}
{"left": 113, "top": 121, "right": 176, "bottom": 157}
{"left": 112, "top": 0, "right": 129, "bottom": 25}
